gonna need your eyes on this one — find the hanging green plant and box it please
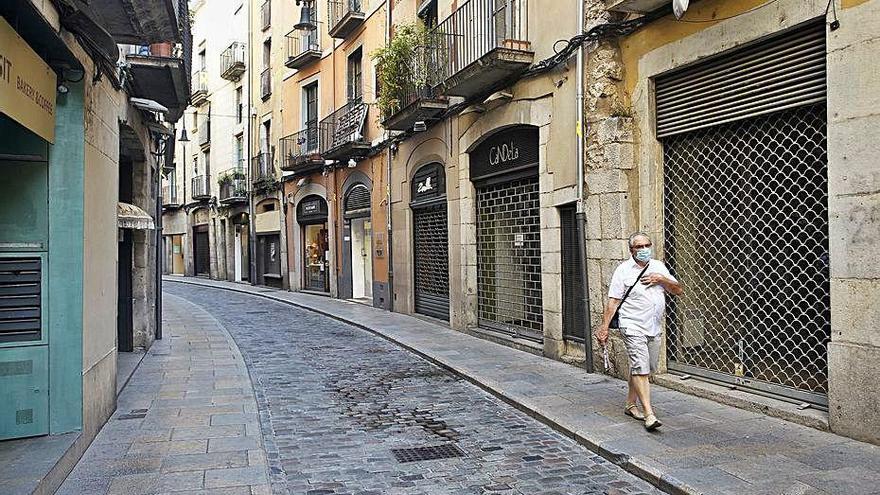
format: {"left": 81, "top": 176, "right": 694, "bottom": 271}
{"left": 371, "top": 22, "right": 434, "bottom": 119}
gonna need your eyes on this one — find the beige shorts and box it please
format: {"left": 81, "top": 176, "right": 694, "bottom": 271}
{"left": 622, "top": 332, "right": 660, "bottom": 375}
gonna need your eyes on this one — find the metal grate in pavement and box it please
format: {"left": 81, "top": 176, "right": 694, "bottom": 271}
{"left": 391, "top": 444, "right": 465, "bottom": 463}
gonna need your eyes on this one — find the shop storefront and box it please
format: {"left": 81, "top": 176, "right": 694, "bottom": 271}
{"left": 657, "top": 21, "right": 830, "bottom": 406}
{"left": 341, "top": 183, "right": 373, "bottom": 302}
{"left": 410, "top": 163, "right": 449, "bottom": 321}
{"left": 297, "top": 195, "right": 330, "bottom": 293}
{"left": 469, "top": 126, "right": 543, "bottom": 341}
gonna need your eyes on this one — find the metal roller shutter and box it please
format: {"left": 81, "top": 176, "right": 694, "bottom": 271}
{"left": 345, "top": 184, "right": 371, "bottom": 218}
{"left": 655, "top": 21, "right": 826, "bottom": 138}
{"left": 413, "top": 205, "right": 450, "bottom": 320}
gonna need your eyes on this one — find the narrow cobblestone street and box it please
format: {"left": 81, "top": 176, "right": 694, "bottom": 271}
{"left": 57, "top": 282, "right": 665, "bottom": 494}
{"left": 159, "top": 283, "right": 663, "bottom": 495}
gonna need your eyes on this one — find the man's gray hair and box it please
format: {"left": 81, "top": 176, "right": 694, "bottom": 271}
{"left": 628, "top": 231, "right": 651, "bottom": 248}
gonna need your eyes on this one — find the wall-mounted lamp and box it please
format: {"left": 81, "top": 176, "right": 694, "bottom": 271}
{"left": 179, "top": 120, "right": 190, "bottom": 142}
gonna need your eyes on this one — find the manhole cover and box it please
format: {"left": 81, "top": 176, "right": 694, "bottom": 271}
{"left": 391, "top": 444, "right": 465, "bottom": 463}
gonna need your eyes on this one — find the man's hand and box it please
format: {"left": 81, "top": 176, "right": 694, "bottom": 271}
{"left": 640, "top": 273, "right": 667, "bottom": 287}
{"left": 595, "top": 324, "right": 609, "bottom": 345}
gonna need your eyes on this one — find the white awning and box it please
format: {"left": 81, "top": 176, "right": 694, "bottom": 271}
{"left": 117, "top": 202, "right": 155, "bottom": 230}
{"left": 130, "top": 97, "right": 169, "bottom": 114}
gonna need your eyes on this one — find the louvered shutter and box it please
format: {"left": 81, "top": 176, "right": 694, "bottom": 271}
{"left": 655, "top": 21, "right": 826, "bottom": 138}
{"left": 0, "top": 258, "right": 41, "bottom": 343}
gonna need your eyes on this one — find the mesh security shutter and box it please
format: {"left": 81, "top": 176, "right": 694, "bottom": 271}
{"left": 413, "top": 205, "right": 450, "bottom": 320}
{"left": 345, "top": 184, "right": 371, "bottom": 217}
{"left": 660, "top": 23, "right": 830, "bottom": 406}
{"left": 0, "top": 258, "right": 41, "bottom": 343}
{"left": 476, "top": 176, "right": 543, "bottom": 340}
{"left": 655, "top": 21, "right": 826, "bottom": 138}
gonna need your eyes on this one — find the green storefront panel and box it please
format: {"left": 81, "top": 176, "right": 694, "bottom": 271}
{"left": 0, "top": 345, "right": 49, "bottom": 440}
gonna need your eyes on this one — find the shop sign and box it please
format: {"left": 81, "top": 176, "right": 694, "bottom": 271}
{"left": 0, "top": 18, "right": 56, "bottom": 143}
{"left": 297, "top": 195, "right": 328, "bottom": 223}
{"left": 302, "top": 200, "right": 320, "bottom": 214}
{"left": 411, "top": 163, "right": 446, "bottom": 203}
{"left": 469, "top": 126, "right": 539, "bottom": 181}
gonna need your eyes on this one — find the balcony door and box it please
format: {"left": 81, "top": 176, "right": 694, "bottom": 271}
{"left": 303, "top": 82, "right": 319, "bottom": 151}
{"left": 347, "top": 48, "right": 362, "bottom": 103}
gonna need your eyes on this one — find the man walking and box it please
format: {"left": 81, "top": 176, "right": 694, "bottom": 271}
{"left": 596, "top": 232, "right": 682, "bottom": 430}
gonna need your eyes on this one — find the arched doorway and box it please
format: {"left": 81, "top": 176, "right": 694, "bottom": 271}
{"left": 343, "top": 183, "right": 372, "bottom": 302}
{"left": 410, "top": 163, "right": 449, "bottom": 320}
{"left": 297, "top": 195, "right": 329, "bottom": 292}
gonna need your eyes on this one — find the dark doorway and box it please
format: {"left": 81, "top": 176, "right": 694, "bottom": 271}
{"left": 193, "top": 224, "right": 210, "bottom": 276}
{"left": 257, "top": 233, "right": 282, "bottom": 288}
{"left": 560, "top": 205, "right": 586, "bottom": 340}
{"left": 117, "top": 229, "right": 134, "bottom": 352}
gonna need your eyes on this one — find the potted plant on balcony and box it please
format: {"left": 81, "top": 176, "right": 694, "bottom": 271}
{"left": 372, "top": 22, "right": 434, "bottom": 120}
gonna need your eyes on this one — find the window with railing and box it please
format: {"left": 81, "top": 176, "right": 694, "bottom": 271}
{"left": 432, "top": 0, "right": 529, "bottom": 82}
{"left": 192, "top": 69, "right": 208, "bottom": 94}
{"left": 280, "top": 127, "right": 321, "bottom": 168}
{"left": 286, "top": 28, "right": 321, "bottom": 62}
{"left": 219, "top": 169, "right": 248, "bottom": 201}
{"left": 261, "top": 0, "right": 271, "bottom": 30}
{"left": 198, "top": 109, "right": 211, "bottom": 146}
{"left": 191, "top": 175, "right": 210, "bottom": 198}
{"left": 220, "top": 42, "right": 246, "bottom": 79}
{"left": 251, "top": 152, "right": 275, "bottom": 182}
{"left": 162, "top": 183, "right": 179, "bottom": 205}
{"left": 328, "top": 0, "right": 363, "bottom": 30}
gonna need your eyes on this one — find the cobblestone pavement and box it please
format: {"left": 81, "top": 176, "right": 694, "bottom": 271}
{"left": 165, "top": 283, "right": 664, "bottom": 495}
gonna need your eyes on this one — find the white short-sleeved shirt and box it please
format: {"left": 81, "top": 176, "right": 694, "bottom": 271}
{"left": 608, "top": 258, "right": 677, "bottom": 337}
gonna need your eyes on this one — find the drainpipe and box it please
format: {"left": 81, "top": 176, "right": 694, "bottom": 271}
{"left": 575, "top": 0, "right": 593, "bottom": 372}
{"left": 156, "top": 138, "right": 163, "bottom": 341}
{"left": 385, "top": 2, "right": 394, "bottom": 311}
{"left": 247, "top": 0, "right": 257, "bottom": 285}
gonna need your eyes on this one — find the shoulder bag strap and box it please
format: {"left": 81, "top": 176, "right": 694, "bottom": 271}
{"left": 613, "top": 261, "right": 650, "bottom": 315}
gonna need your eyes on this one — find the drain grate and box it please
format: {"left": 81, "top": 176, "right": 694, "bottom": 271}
{"left": 391, "top": 444, "right": 465, "bottom": 463}
{"left": 117, "top": 409, "right": 148, "bottom": 420}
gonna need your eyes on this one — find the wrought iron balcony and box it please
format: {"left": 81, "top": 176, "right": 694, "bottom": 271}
{"left": 319, "top": 99, "right": 370, "bottom": 160}
{"left": 260, "top": 68, "right": 272, "bottom": 100}
{"left": 432, "top": 0, "right": 533, "bottom": 99}
{"left": 328, "top": 0, "right": 365, "bottom": 39}
{"left": 280, "top": 128, "right": 323, "bottom": 175}
{"left": 218, "top": 169, "right": 248, "bottom": 204}
{"left": 191, "top": 70, "right": 209, "bottom": 106}
{"left": 162, "top": 184, "right": 180, "bottom": 208}
{"left": 285, "top": 29, "right": 321, "bottom": 70}
{"left": 251, "top": 152, "right": 278, "bottom": 194}
{"left": 191, "top": 175, "right": 210, "bottom": 200}
{"left": 380, "top": 45, "right": 448, "bottom": 131}
{"left": 220, "top": 42, "right": 247, "bottom": 81}
{"left": 261, "top": 0, "right": 271, "bottom": 31}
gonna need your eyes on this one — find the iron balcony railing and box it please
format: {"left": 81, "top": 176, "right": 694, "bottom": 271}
{"left": 260, "top": 68, "right": 271, "bottom": 99}
{"left": 220, "top": 42, "right": 246, "bottom": 80}
{"left": 162, "top": 184, "right": 179, "bottom": 206}
{"left": 280, "top": 127, "right": 321, "bottom": 168}
{"left": 218, "top": 169, "right": 248, "bottom": 202}
{"left": 286, "top": 28, "right": 321, "bottom": 65}
{"left": 191, "top": 69, "right": 208, "bottom": 99}
{"left": 319, "top": 98, "right": 368, "bottom": 155}
{"left": 432, "top": 0, "right": 529, "bottom": 83}
{"left": 380, "top": 44, "right": 440, "bottom": 120}
{"left": 328, "top": 0, "right": 363, "bottom": 31}
{"left": 191, "top": 175, "right": 210, "bottom": 199}
{"left": 251, "top": 152, "right": 275, "bottom": 182}
{"left": 261, "top": 0, "right": 271, "bottom": 30}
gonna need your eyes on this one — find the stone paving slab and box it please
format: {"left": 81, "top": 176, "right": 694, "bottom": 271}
{"left": 56, "top": 292, "right": 271, "bottom": 495}
{"left": 167, "top": 276, "right": 880, "bottom": 495}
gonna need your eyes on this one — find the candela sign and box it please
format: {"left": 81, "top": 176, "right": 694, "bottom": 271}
{"left": 488, "top": 142, "right": 520, "bottom": 166}
{"left": 0, "top": 17, "right": 57, "bottom": 143}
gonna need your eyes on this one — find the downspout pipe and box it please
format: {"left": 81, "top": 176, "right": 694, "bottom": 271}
{"left": 247, "top": 0, "right": 257, "bottom": 285}
{"left": 385, "top": 1, "right": 394, "bottom": 311}
{"left": 575, "top": 0, "right": 593, "bottom": 372}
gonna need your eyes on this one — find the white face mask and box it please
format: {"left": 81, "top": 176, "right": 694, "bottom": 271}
{"left": 634, "top": 247, "right": 652, "bottom": 262}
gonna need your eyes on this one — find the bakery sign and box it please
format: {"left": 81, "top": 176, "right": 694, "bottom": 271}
{"left": 469, "top": 126, "right": 539, "bottom": 181}
{"left": 0, "top": 17, "right": 57, "bottom": 143}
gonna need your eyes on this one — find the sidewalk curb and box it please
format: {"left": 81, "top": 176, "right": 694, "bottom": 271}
{"left": 164, "top": 277, "right": 699, "bottom": 495}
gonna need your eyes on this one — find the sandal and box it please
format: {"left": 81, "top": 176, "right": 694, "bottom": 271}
{"left": 624, "top": 403, "right": 645, "bottom": 421}
{"left": 644, "top": 414, "right": 662, "bottom": 431}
